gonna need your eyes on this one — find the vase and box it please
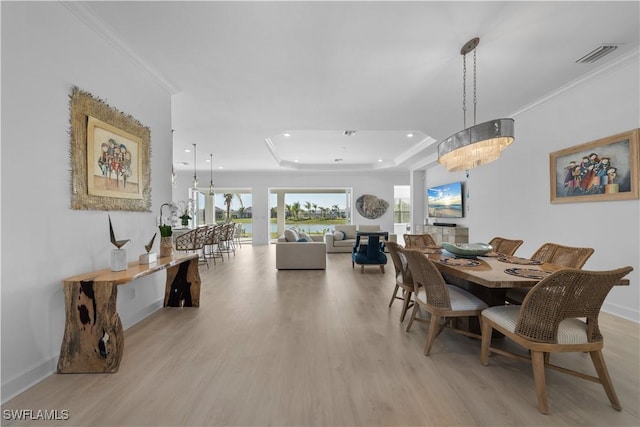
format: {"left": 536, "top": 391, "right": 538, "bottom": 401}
{"left": 181, "top": 218, "right": 189, "bottom": 226}
{"left": 160, "top": 236, "right": 174, "bottom": 258}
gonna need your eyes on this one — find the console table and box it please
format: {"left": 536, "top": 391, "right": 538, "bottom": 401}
{"left": 57, "top": 254, "right": 201, "bottom": 374}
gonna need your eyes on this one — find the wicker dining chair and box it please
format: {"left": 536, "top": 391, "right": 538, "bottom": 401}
{"left": 505, "top": 243, "right": 595, "bottom": 305}
{"left": 488, "top": 237, "right": 523, "bottom": 256}
{"left": 400, "top": 246, "right": 488, "bottom": 356}
{"left": 386, "top": 242, "right": 416, "bottom": 322}
{"left": 480, "top": 266, "right": 633, "bottom": 414}
{"left": 403, "top": 233, "right": 438, "bottom": 249}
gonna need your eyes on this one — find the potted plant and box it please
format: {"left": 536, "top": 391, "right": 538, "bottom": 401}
{"left": 158, "top": 222, "right": 173, "bottom": 258}
{"left": 179, "top": 212, "right": 191, "bottom": 226}
{"left": 178, "top": 200, "right": 193, "bottom": 227}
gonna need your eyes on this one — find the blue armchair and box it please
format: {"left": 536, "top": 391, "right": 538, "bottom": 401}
{"left": 352, "top": 231, "right": 388, "bottom": 273}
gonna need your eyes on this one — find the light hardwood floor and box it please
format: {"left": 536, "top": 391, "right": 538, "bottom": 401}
{"left": 3, "top": 245, "right": 639, "bottom": 426}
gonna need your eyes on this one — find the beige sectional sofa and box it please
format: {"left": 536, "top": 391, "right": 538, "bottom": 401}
{"left": 276, "top": 229, "right": 326, "bottom": 269}
{"left": 324, "top": 225, "right": 397, "bottom": 253}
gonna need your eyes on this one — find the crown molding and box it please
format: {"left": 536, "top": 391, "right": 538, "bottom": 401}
{"left": 61, "top": 1, "right": 179, "bottom": 95}
{"left": 510, "top": 48, "right": 639, "bottom": 119}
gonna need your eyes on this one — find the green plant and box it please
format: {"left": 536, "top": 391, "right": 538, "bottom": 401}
{"left": 159, "top": 224, "right": 172, "bottom": 237}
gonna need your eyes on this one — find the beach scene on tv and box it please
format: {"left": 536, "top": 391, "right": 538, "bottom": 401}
{"left": 427, "top": 182, "right": 463, "bottom": 218}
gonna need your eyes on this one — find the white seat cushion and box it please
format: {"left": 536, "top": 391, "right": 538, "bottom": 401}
{"left": 447, "top": 285, "right": 488, "bottom": 311}
{"left": 415, "top": 285, "right": 488, "bottom": 311}
{"left": 482, "top": 305, "right": 590, "bottom": 344}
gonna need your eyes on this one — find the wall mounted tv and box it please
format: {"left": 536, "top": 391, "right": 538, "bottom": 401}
{"left": 427, "top": 181, "right": 464, "bottom": 218}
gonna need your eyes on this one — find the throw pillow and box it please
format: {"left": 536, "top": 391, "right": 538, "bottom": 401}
{"left": 297, "top": 238, "right": 309, "bottom": 243}
{"left": 284, "top": 229, "right": 299, "bottom": 242}
{"left": 333, "top": 230, "right": 345, "bottom": 241}
{"left": 299, "top": 231, "right": 312, "bottom": 242}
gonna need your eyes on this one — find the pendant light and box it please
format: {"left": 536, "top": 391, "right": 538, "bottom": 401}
{"left": 192, "top": 143, "right": 198, "bottom": 189}
{"left": 170, "top": 130, "right": 176, "bottom": 187}
{"left": 438, "top": 38, "right": 514, "bottom": 172}
{"left": 208, "top": 153, "right": 215, "bottom": 196}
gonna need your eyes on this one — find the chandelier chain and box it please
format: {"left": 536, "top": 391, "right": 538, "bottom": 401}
{"left": 462, "top": 54, "right": 467, "bottom": 129}
{"left": 473, "top": 48, "right": 477, "bottom": 125}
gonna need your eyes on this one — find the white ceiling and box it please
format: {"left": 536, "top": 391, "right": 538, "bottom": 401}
{"left": 69, "top": 1, "right": 640, "bottom": 173}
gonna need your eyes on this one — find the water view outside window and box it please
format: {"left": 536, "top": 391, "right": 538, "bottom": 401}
{"left": 270, "top": 190, "right": 351, "bottom": 239}
{"left": 209, "top": 190, "right": 351, "bottom": 239}
{"left": 213, "top": 191, "right": 252, "bottom": 239}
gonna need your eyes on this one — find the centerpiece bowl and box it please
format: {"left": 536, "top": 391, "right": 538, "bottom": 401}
{"left": 441, "top": 242, "right": 493, "bottom": 258}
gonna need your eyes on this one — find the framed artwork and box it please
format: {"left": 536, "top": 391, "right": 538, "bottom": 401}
{"left": 70, "top": 87, "right": 151, "bottom": 211}
{"left": 549, "top": 129, "right": 639, "bottom": 204}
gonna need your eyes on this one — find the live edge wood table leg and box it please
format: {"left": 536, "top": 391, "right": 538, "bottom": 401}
{"left": 164, "top": 256, "right": 201, "bottom": 307}
{"left": 57, "top": 280, "right": 124, "bottom": 373}
{"left": 57, "top": 254, "right": 200, "bottom": 374}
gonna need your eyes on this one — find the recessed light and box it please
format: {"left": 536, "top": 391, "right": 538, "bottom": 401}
{"left": 283, "top": 133, "right": 291, "bottom": 137}
{"left": 177, "top": 161, "right": 189, "bottom": 166}
{"left": 407, "top": 133, "right": 414, "bottom": 138}
{"left": 184, "top": 148, "right": 191, "bottom": 153}
{"left": 294, "top": 159, "right": 299, "bottom": 163}
{"left": 206, "top": 159, "right": 211, "bottom": 163}
{"left": 218, "top": 166, "right": 223, "bottom": 169}
{"left": 377, "top": 159, "right": 383, "bottom": 162}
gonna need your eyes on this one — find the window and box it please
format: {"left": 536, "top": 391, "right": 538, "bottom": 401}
{"left": 269, "top": 188, "right": 352, "bottom": 240}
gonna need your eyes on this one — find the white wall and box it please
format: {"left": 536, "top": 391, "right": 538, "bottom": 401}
{"left": 173, "top": 171, "right": 409, "bottom": 244}
{"left": 424, "top": 51, "right": 640, "bottom": 321}
{"left": 1, "top": 3, "right": 173, "bottom": 401}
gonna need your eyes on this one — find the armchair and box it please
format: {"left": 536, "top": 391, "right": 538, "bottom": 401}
{"left": 351, "top": 231, "right": 388, "bottom": 273}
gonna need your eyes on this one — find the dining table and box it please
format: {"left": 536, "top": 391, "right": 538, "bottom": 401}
{"left": 419, "top": 249, "right": 630, "bottom": 334}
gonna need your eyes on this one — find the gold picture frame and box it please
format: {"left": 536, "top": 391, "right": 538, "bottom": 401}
{"left": 70, "top": 87, "right": 151, "bottom": 211}
{"left": 549, "top": 129, "right": 639, "bottom": 204}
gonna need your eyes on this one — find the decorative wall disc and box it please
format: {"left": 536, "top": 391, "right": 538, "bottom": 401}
{"left": 355, "top": 194, "right": 389, "bottom": 219}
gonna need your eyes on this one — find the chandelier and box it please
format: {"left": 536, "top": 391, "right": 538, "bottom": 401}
{"left": 438, "top": 38, "right": 514, "bottom": 172}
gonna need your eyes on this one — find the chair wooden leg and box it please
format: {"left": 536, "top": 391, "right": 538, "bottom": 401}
{"left": 423, "top": 314, "right": 441, "bottom": 356}
{"left": 480, "top": 318, "right": 492, "bottom": 366}
{"left": 406, "top": 303, "right": 419, "bottom": 332}
{"left": 380, "top": 265, "right": 385, "bottom": 273}
{"left": 361, "top": 265, "right": 365, "bottom": 273}
{"left": 590, "top": 350, "right": 622, "bottom": 411}
{"left": 399, "top": 290, "right": 412, "bottom": 322}
{"left": 531, "top": 350, "right": 549, "bottom": 414}
{"left": 388, "top": 285, "right": 400, "bottom": 307}
{"left": 352, "top": 261, "right": 354, "bottom": 269}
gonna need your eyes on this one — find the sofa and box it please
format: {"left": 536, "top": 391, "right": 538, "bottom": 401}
{"left": 276, "top": 229, "right": 326, "bottom": 270}
{"left": 324, "top": 224, "right": 397, "bottom": 253}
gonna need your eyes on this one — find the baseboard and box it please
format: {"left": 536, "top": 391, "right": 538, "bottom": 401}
{"left": 1, "top": 299, "right": 164, "bottom": 404}
{"left": 602, "top": 301, "right": 640, "bottom": 323}
{"left": 1, "top": 357, "right": 58, "bottom": 405}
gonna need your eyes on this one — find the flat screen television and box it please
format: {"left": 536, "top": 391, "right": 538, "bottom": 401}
{"left": 427, "top": 181, "right": 464, "bottom": 218}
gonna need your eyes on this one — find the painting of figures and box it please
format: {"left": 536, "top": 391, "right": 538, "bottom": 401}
{"left": 87, "top": 116, "right": 142, "bottom": 199}
{"left": 550, "top": 129, "right": 639, "bottom": 203}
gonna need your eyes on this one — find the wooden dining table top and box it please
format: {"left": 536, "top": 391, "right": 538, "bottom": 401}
{"left": 421, "top": 250, "right": 631, "bottom": 289}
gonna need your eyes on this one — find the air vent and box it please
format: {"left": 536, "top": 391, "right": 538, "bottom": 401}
{"left": 576, "top": 45, "right": 618, "bottom": 63}
{"left": 343, "top": 130, "right": 357, "bottom": 136}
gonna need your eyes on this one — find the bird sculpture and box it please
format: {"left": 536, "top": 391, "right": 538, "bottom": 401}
{"left": 145, "top": 233, "right": 157, "bottom": 253}
{"left": 109, "top": 215, "right": 130, "bottom": 249}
